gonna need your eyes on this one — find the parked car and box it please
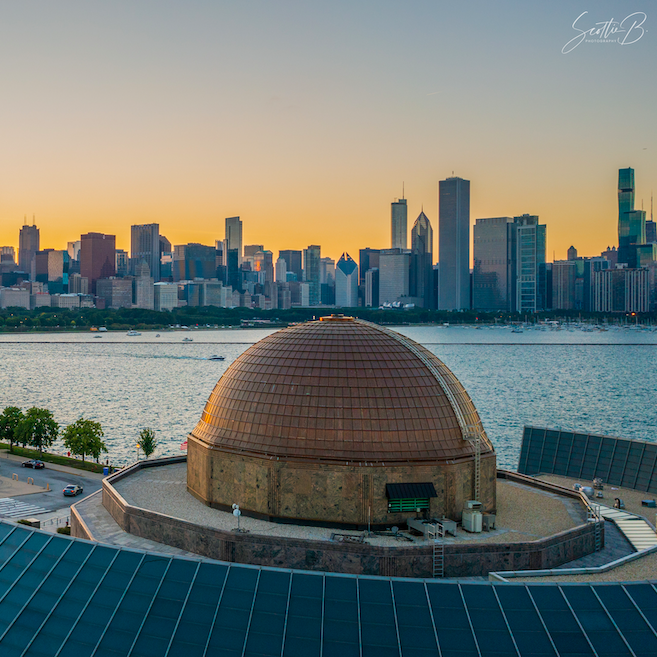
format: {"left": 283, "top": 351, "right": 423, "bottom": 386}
{"left": 21, "top": 460, "right": 45, "bottom": 469}
{"left": 62, "top": 485, "right": 84, "bottom": 497}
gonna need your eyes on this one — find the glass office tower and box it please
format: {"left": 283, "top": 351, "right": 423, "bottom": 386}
{"left": 391, "top": 198, "right": 408, "bottom": 250}
{"left": 410, "top": 211, "right": 434, "bottom": 309}
{"left": 509, "top": 215, "right": 546, "bottom": 313}
{"left": 473, "top": 217, "right": 513, "bottom": 310}
{"left": 438, "top": 177, "right": 470, "bottom": 310}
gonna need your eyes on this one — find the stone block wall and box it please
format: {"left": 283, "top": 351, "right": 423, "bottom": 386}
{"left": 188, "top": 437, "right": 497, "bottom": 527}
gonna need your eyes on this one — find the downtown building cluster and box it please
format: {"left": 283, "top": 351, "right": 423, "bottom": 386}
{"left": 1, "top": 169, "right": 656, "bottom": 314}
{"left": 473, "top": 167, "right": 657, "bottom": 314}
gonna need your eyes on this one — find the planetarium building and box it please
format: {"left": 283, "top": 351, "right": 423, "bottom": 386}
{"left": 187, "top": 316, "right": 496, "bottom": 528}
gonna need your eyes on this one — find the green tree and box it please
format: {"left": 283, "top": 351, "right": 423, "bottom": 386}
{"left": 0, "top": 406, "right": 25, "bottom": 453}
{"left": 17, "top": 408, "right": 59, "bottom": 457}
{"left": 62, "top": 418, "right": 107, "bottom": 462}
{"left": 138, "top": 428, "right": 158, "bottom": 458}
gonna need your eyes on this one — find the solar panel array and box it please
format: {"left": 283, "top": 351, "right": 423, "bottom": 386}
{"left": 1, "top": 522, "right": 657, "bottom": 656}
{"left": 518, "top": 426, "right": 657, "bottom": 493}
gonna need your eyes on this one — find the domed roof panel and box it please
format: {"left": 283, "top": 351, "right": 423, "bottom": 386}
{"left": 191, "top": 317, "right": 493, "bottom": 463}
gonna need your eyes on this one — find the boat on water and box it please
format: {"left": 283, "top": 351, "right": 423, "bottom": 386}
{"left": 126, "top": 330, "right": 141, "bottom": 336}
{"left": 155, "top": 334, "right": 160, "bottom": 338}
{"left": 511, "top": 328, "right": 523, "bottom": 334}
{"left": 182, "top": 337, "right": 194, "bottom": 342}
{"left": 208, "top": 355, "right": 225, "bottom": 361}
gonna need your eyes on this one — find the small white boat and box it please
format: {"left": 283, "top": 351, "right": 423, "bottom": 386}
{"left": 182, "top": 337, "right": 193, "bottom": 342}
{"left": 208, "top": 355, "right": 225, "bottom": 361}
{"left": 126, "top": 330, "right": 141, "bottom": 336}
{"left": 155, "top": 334, "right": 160, "bottom": 338}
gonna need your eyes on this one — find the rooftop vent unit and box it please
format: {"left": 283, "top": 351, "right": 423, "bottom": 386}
{"left": 462, "top": 501, "right": 482, "bottom": 533}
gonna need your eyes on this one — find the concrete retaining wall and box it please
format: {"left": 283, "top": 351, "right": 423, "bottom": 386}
{"left": 89, "top": 458, "right": 602, "bottom": 578}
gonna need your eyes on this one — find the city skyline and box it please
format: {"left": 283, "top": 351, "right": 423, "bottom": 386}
{"left": 0, "top": 2, "right": 654, "bottom": 263}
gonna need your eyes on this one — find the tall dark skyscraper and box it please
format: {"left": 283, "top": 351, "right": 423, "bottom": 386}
{"left": 438, "top": 176, "right": 470, "bottom": 310}
{"left": 359, "top": 248, "right": 380, "bottom": 286}
{"left": 617, "top": 167, "right": 646, "bottom": 268}
{"left": 472, "top": 217, "right": 513, "bottom": 310}
{"left": 278, "top": 250, "right": 303, "bottom": 282}
{"left": 80, "top": 233, "right": 116, "bottom": 294}
{"left": 391, "top": 197, "right": 407, "bottom": 249}
{"left": 410, "top": 211, "right": 434, "bottom": 308}
{"left": 225, "top": 217, "right": 243, "bottom": 264}
{"left": 18, "top": 223, "right": 39, "bottom": 273}
{"left": 303, "top": 245, "right": 321, "bottom": 306}
{"left": 131, "top": 223, "right": 161, "bottom": 281}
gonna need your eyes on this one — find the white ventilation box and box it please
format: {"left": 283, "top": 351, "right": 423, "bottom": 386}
{"left": 462, "top": 509, "right": 483, "bottom": 533}
{"left": 464, "top": 500, "right": 482, "bottom": 510}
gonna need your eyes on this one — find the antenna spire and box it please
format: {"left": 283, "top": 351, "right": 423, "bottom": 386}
{"left": 402, "top": 182, "right": 405, "bottom": 200}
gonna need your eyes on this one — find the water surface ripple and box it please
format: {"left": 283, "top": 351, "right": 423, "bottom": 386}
{"left": 1, "top": 325, "right": 655, "bottom": 469}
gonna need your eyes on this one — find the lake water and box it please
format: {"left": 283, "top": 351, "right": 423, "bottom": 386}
{"left": 1, "top": 324, "right": 656, "bottom": 469}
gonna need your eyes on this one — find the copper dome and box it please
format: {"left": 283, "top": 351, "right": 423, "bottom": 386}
{"left": 191, "top": 317, "right": 493, "bottom": 464}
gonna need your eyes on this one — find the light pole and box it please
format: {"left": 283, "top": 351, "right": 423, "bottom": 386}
{"left": 232, "top": 503, "right": 242, "bottom": 532}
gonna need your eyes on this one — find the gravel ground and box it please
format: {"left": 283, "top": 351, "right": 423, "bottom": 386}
{"left": 114, "top": 463, "right": 585, "bottom": 547}
{"left": 538, "top": 474, "right": 657, "bottom": 524}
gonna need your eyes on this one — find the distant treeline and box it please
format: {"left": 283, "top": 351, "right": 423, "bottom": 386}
{"left": 0, "top": 306, "right": 655, "bottom": 331}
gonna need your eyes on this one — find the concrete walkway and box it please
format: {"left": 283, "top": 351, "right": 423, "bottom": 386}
{"left": 73, "top": 491, "right": 207, "bottom": 559}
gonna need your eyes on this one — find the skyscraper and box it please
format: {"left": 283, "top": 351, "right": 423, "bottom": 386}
{"left": 279, "top": 250, "right": 303, "bottom": 282}
{"left": 508, "top": 214, "right": 547, "bottom": 313}
{"left": 172, "top": 244, "right": 217, "bottom": 282}
{"left": 438, "top": 177, "right": 470, "bottom": 310}
{"left": 617, "top": 167, "right": 647, "bottom": 268}
{"left": 80, "top": 233, "right": 116, "bottom": 294}
{"left": 391, "top": 197, "right": 408, "bottom": 249}
{"left": 18, "top": 223, "right": 39, "bottom": 273}
{"left": 303, "top": 245, "right": 321, "bottom": 306}
{"left": 359, "top": 248, "right": 380, "bottom": 286}
{"left": 253, "top": 250, "right": 274, "bottom": 285}
{"left": 472, "top": 217, "right": 513, "bottom": 311}
{"left": 378, "top": 248, "right": 410, "bottom": 305}
{"left": 225, "top": 217, "right": 243, "bottom": 264}
{"left": 131, "top": 223, "right": 161, "bottom": 282}
{"left": 275, "top": 257, "right": 287, "bottom": 282}
{"left": 410, "top": 211, "right": 434, "bottom": 308}
{"left": 335, "top": 253, "right": 358, "bottom": 308}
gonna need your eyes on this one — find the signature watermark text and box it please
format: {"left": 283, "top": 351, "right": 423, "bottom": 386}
{"left": 562, "top": 11, "right": 646, "bottom": 54}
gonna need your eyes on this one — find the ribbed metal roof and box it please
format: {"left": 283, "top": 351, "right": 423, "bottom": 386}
{"left": 385, "top": 482, "right": 438, "bottom": 499}
{"left": 1, "top": 520, "right": 657, "bottom": 656}
{"left": 191, "top": 317, "right": 493, "bottom": 464}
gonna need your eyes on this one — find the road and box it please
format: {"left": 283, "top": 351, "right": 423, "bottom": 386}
{"left": 0, "top": 453, "right": 104, "bottom": 517}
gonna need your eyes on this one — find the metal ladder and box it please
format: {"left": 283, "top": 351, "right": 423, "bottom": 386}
{"left": 467, "top": 428, "right": 481, "bottom": 502}
{"left": 588, "top": 503, "right": 603, "bottom": 551}
{"left": 429, "top": 522, "right": 445, "bottom": 578}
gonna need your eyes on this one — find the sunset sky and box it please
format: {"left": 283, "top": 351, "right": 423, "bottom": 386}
{"left": 1, "top": 1, "right": 655, "bottom": 264}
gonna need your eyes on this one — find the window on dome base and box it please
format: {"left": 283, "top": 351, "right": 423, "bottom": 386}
{"left": 388, "top": 498, "right": 430, "bottom": 513}
{"left": 385, "top": 482, "right": 437, "bottom": 513}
